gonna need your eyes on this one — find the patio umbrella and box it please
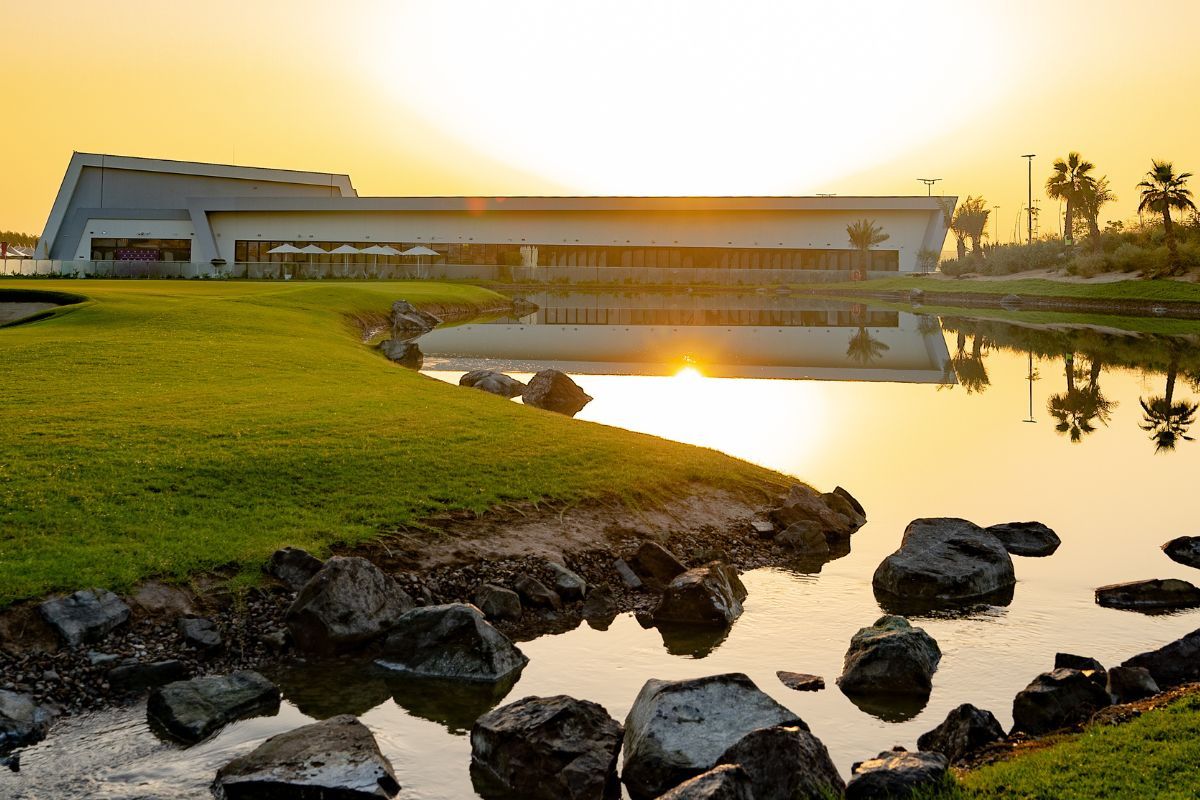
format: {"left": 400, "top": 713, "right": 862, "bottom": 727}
{"left": 401, "top": 245, "right": 440, "bottom": 278}
{"left": 360, "top": 245, "right": 394, "bottom": 277}
{"left": 298, "top": 244, "right": 328, "bottom": 276}
{"left": 328, "top": 244, "right": 361, "bottom": 276}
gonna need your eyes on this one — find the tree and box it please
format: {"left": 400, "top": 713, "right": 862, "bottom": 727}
{"left": 954, "top": 197, "right": 990, "bottom": 258}
{"left": 938, "top": 198, "right": 968, "bottom": 260}
{"left": 1137, "top": 160, "right": 1196, "bottom": 275}
{"left": 1077, "top": 177, "right": 1116, "bottom": 246}
{"left": 846, "top": 219, "right": 889, "bottom": 274}
{"left": 1046, "top": 152, "right": 1096, "bottom": 245}
{"left": 845, "top": 327, "right": 890, "bottom": 365}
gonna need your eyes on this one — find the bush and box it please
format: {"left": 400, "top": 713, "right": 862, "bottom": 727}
{"left": 1067, "top": 252, "right": 1110, "bottom": 278}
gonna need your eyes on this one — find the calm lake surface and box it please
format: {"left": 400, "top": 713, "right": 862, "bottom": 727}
{"left": 7, "top": 291, "right": 1200, "bottom": 799}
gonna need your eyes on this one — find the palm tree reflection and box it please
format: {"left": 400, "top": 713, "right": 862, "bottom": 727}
{"left": 949, "top": 332, "right": 990, "bottom": 394}
{"left": 1047, "top": 356, "right": 1117, "bottom": 443}
{"left": 846, "top": 327, "right": 890, "bottom": 365}
{"left": 1140, "top": 359, "right": 1198, "bottom": 452}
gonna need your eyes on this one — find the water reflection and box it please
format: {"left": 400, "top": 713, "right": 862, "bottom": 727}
{"left": 654, "top": 623, "right": 732, "bottom": 658}
{"left": 385, "top": 672, "right": 520, "bottom": 734}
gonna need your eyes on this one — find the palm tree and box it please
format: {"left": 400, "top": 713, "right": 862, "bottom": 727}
{"left": 1045, "top": 152, "right": 1096, "bottom": 244}
{"left": 1140, "top": 359, "right": 1199, "bottom": 452}
{"left": 938, "top": 197, "right": 967, "bottom": 260}
{"left": 953, "top": 197, "right": 990, "bottom": 258}
{"left": 846, "top": 219, "right": 889, "bottom": 274}
{"left": 1137, "top": 160, "right": 1197, "bottom": 275}
{"left": 1078, "top": 177, "right": 1116, "bottom": 246}
{"left": 846, "top": 327, "right": 890, "bottom": 365}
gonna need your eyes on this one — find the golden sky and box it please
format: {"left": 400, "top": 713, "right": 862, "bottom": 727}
{"left": 3, "top": 0, "right": 1199, "bottom": 240}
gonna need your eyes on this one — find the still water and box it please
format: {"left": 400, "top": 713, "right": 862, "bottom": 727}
{"left": 7, "top": 292, "right": 1200, "bottom": 799}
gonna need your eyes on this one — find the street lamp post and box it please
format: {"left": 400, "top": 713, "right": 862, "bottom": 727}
{"left": 917, "top": 178, "right": 942, "bottom": 196}
{"left": 993, "top": 205, "right": 1000, "bottom": 244}
{"left": 1021, "top": 154, "right": 1036, "bottom": 245}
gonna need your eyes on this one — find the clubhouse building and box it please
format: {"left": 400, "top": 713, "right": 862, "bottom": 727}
{"left": 34, "top": 153, "right": 954, "bottom": 280}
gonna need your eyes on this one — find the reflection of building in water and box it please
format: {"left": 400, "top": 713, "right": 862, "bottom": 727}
{"left": 419, "top": 294, "right": 953, "bottom": 384}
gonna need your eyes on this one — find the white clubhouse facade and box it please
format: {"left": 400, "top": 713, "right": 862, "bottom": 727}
{"left": 34, "top": 153, "right": 954, "bottom": 279}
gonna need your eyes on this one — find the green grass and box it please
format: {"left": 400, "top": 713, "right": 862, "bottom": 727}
{"left": 0, "top": 280, "right": 780, "bottom": 606}
{"left": 804, "top": 276, "right": 1200, "bottom": 303}
{"left": 932, "top": 694, "right": 1200, "bottom": 799}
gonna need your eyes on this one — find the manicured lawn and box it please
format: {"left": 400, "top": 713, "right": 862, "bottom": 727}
{"left": 937, "top": 693, "right": 1200, "bottom": 799}
{"left": 806, "top": 276, "right": 1200, "bottom": 303}
{"left": 0, "top": 280, "right": 780, "bottom": 606}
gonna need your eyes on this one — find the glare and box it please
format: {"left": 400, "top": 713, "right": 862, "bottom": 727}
{"left": 363, "top": 0, "right": 1013, "bottom": 194}
{"left": 674, "top": 365, "right": 704, "bottom": 382}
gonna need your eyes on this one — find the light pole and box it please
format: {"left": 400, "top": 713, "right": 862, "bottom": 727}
{"left": 1021, "top": 154, "right": 1036, "bottom": 245}
{"left": 917, "top": 178, "right": 941, "bottom": 196}
{"left": 993, "top": 205, "right": 1000, "bottom": 243}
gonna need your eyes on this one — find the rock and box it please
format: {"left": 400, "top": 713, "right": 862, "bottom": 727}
{"left": 1095, "top": 578, "right": 1200, "bottom": 611}
{"left": 460, "top": 370, "right": 527, "bottom": 398}
{"left": 845, "top": 749, "right": 948, "bottom": 800}
{"left": 522, "top": 369, "right": 593, "bottom": 415}
{"left": 514, "top": 575, "right": 562, "bottom": 611}
{"left": 260, "top": 629, "right": 289, "bottom": 653}
{"left": 985, "top": 521, "right": 1061, "bottom": 557}
{"left": 179, "top": 617, "right": 223, "bottom": 651}
{"left": 214, "top": 714, "right": 400, "bottom": 799}
{"left": 87, "top": 650, "right": 120, "bottom": 667}
{"left": 837, "top": 615, "right": 941, "bottom": 696}
{"left": 148, "top": 671, "right": 280, "bottom": 743}
{"left": 1054, "top": 653, "right": 1106, "bottom": 686}
{"left": 833, "top": 486, "right": 866, "bottom": 518}
{"left": 285, "top": 557, "right": 414, "bottom": 653}
{"left": 264, "top": 547, "right": 325, "bottom": 591}
{"left": 1106, "top": 666, "right": 1160, "bottom": 703}
{"left": 1000, "top": 293, "right": 1024, "bottom": 308}
{"left": 916, "top": 704, "right": 1005, "bottom": 763}
{"left": 378, "top": 338, "right": 423, "bottom": 368}
{"left": 0, "top": 690, "right": 58, "bottom": 754}
{"left": 872, "top": 518, "right": 1016, "bottom": 610}
{"left": 776, "top": 521, "right": 830, "bottom": 557}
{"left": 776, "top": 671, "right": 824, "bottom": 692}
{"left": 377, "top": 604, "right": 528, "bottom": 683}
{"left": 546, "top": 561, "right": 587, "bottom": 602}
{"left": 656, "top": 765, "right": 754, "bottom": 800}
{"left": 653, "top": 562, "right": 746, "bottom": 627}
{"left": 613, "top": 558, "right": 644, "bottom": 590}
{"left": 108, "top": 659, "right": 190, "bottom": 693}
{"left": 131, "top": 582, "right": 195, "bottom": 617}
{"left": 1162, "top": 536, "right": 1200, "bottom": 569}
{"left": 470, "top": 694, "right": 623, "bottom": 800}
{"left": 38, "top": 588, "right": 131, "bottom": 646}
{"left": 909, "top": 288, "right": 926, "bottom": 303}
{"left": 630, "top": 541, "right": 688, "bottom": 587}
{"left": 473, "top": 584, "right": 523, "bottom": 622}
{"left": 621, "top": 672, "right": 804, "bottom": 799}
{"left": 390, "top": 299, "right": 440, "bottom": 333}
{"left": 715, "top": 725, "right": 844, "bottom": 800}
{"left": 769, "top": 484, "right": 863, "bottom": 539}
{"left": 1122, "top": 628, "right": 1200, "bottom": 689}
{"left": 751, "top": 519, "right": 777, "bottom": 539}
{"left": 581, "top": 586, "right": 617, "bottom": 620}
{"left": 1011, "top": 668, "right": 1111, "bottom": 735}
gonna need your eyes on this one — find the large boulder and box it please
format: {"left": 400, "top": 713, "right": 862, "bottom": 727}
{"left": 837, "top": 615, "right": 941, "bottom": 696}
{"left": 213, "top": 714, "right": 400, "bottom": 799}
{"left": 522, "top": 369, "right": 592, "bottom": 416}
{"left": 1107, "top": 665, "right": 1160, "bottom": 703}
{"left": 264, "top": 547, "right": 325, "bottom": 591}
{"left": 148, "top": 671, "right": 281, "bottom": 743}
{"left": 653, "top": 562, "right": 747, "bottom": 627}
{"left": 630, "top": 541, "right": 688, "bottom": 588}
{"left": 621, "top": 672, "right": 804, "bottom": 799}
{"left": 1162, "top": 536, "right": 1200, "bottom": 569}
{"left": 845, "top": 749, "right": 948, "bottom": 800}
{"left": 1095, "top": 578, "right": 1200, "bottom": 611}
{"left": 872, "top": 518, "right": 1016, "bottom": 610}
{"left": 776, "top": 521, "right": 830, "bottom": 557}
{"left": 470, "top": 694, "right": 623, "bottom": 800}
{"left": 0, "top": 690, "right": 58, "bottom": 754}
{"left": 657, "top": 765, "right": 754, "bottom": 800}
{"left": 390, "top": 299, "right": 440, "bottom": 333}
{"left": 1054, "top": 653, "right": 1106, "bottom": 686}
{"left": 460, "top": 370, "right": 526, "bottom": 398}
{"left": 715, "top": 725, "right": 845, "bottom": 800}
{"left": 38, "top": 588, "right": 131, "bottom": 646}
{"left": 377, "top": 603, "right": 528, "bottom": 683}
{"left": 473, "top": 584, "right": 523, "bottom": 622}
{"left": 1121, "top": 627, "right": 1200, "bottom": 689}
{"left": 985, "top": 521, "right": 1061, "bottom": 557}
{"left": 1011, "top": 668, "right": 1111, "bottom": 735}
{"left": 285, "top": 557, "right": 414, "bottom": 653}
{"left": 916, "top": 704, "right": 1005, "bottom": 763}
{"left": 769, "top": 484, "right": 864, "bottom": 539}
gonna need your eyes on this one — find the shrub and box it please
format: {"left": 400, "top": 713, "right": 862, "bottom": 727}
{"left": 1066, "top": 252, "right": 1110, "bottom": 278}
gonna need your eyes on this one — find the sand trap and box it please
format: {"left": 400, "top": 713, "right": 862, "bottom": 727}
{"left": 0, "top": 302, "right": 55, "bottom": 324}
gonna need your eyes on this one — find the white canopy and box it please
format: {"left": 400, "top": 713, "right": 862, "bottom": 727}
{"left": 266, "top": 243, "right": 304, "bottom": 254}
{"left": 401, "top": 245, "right": 440, "bottom": 257}
{"left": 298, "top": 244, "right": 328, "bottom": 254}
{"left": 329, "top": 244, "right": 361, "bottom": 255}
{"left": 359, "top": 245, "right": 394, "bottom": 255}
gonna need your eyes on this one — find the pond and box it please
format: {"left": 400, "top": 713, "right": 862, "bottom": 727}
{"left": 6, "top": 290, "right": 1200, "bottom": 799}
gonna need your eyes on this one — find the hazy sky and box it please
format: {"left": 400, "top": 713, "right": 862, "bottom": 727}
{"left": 4, "top": 0, "right": 1198, "bottom": 241}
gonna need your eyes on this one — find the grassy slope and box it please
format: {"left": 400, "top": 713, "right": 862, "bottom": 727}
{"left": 940, "top": 694, "right": 1200, "bottom": 799}
{"left": 0, "top": 280, "right": 780, "bottom": 605}
{"left": 804, "top": 276, "right": 1200, "bottom": 303}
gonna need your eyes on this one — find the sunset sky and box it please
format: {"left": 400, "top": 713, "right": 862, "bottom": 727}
{"left": 4, "top": 0, "right": 1199, "bottom": 241}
